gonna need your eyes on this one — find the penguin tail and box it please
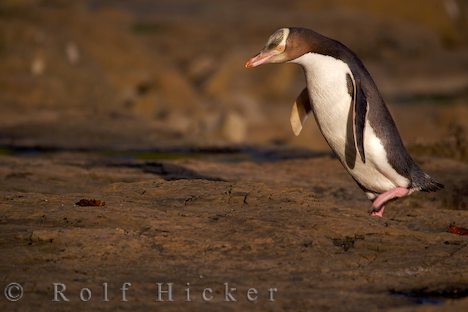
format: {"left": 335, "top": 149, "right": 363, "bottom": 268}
{"left": 411, "top": 169, "right": 444, "bottom": 193}
{"left": 419, "top": 178, "right": 444, "bottom": 192}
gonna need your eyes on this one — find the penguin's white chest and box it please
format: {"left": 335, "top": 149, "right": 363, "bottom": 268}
{"left": 291, "top": 53, "right": 409, "bottom": 194}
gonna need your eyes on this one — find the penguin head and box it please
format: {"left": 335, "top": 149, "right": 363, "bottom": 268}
{"left": 245, "top": 27, "right": 326, "bottom": 68}
{"left": 245, "top": 28, "right": 290, "bottom": 68}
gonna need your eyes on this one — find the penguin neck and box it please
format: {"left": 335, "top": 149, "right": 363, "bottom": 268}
{"left": 290, "top": 52, "right": 352, "bottom": 90}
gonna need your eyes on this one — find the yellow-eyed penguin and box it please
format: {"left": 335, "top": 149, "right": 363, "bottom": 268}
{"left": 245, "top": 27, "right": 443, "bottom": 217}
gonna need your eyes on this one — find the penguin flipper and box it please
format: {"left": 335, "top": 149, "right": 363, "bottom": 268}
{"left": 290, "top": 88, "right": 313, "bottom": 136}
{"left": 351, "top": 75, "right": 367, "bottom": 162}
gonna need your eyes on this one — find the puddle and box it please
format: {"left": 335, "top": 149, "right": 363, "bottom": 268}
{"left": 0, "top": 145, "right": 329, "bottom": 163}
{"left": 390, "top": 285, "right": 468, "bottom": 305}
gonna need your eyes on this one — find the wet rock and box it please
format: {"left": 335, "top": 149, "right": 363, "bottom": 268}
{"left": 65, "top": 41, "right": 80, "bottom": 64}
{"left": 187, "top": 55, "right": 215, "bottom": 83}
{"left": 132, "top": 94, "right": 159, "bottom": 118}
{"left": 222, "top": 111, "right": 247, "bottom": 143}
{"left": 31, "top": 56, "right": 45, "bottom": 76}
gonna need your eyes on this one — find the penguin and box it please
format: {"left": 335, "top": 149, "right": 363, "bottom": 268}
{"left": 245, "top": 27, "right": 443, "bottom": 217}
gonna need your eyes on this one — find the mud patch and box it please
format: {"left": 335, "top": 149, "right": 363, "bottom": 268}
{"left": 75, "top": 199, "right": 106, "bottom": 207}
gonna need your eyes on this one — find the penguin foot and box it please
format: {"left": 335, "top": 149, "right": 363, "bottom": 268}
{"left": 368, "top": 187, "right": 410, "bottom": 217}
{"left": 370, "top": 206, "right": 385, "bottom": 217}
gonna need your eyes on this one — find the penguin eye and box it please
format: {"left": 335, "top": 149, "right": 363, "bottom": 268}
{"left": 267, "top": 43, "right": 277, "bottom": 50}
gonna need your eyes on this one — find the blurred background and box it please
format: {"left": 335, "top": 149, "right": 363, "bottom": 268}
{"left": 0, "top": 0, "right": 467, "bottom": 159}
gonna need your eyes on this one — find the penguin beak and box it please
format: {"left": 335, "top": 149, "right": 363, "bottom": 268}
{"left": 245, "top": 50, "right": 274, "bottom": 68}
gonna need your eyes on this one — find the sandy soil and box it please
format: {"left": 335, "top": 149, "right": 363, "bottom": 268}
{"left": 0, "top": 1, "right": 467, "bottom": 311}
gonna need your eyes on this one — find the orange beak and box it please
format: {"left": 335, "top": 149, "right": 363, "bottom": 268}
{"left": 244, "top": 50, "right": 274, "bottom": 68}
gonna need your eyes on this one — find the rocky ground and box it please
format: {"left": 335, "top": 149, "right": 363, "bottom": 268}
{"left": 0, "top": 0, "right": 467, "bottom": 311}
{"left": 0, "top": 149, "right": 467, "bottom": 311}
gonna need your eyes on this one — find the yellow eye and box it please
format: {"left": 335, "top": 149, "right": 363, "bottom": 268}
{"left": 275, "top": 44, "right": 285, "bottom": 53}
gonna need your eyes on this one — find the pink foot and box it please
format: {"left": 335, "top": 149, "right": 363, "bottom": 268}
{"left": 369, "top": 187, "right": 410, "bottom": 217}
{"left": 370, "top": 206, "right": 385, "bottom": 217}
